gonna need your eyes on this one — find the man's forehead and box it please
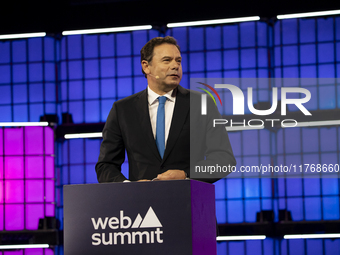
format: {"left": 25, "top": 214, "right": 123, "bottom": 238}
{"left": 153, "top": 43, "right": 181, "bottom": 56}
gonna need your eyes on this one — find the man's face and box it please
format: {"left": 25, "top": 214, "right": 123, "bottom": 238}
{"left": 144, "top": 43, "right": 183, "bottom": 94}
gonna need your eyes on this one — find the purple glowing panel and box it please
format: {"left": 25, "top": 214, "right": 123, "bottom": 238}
{"left": 3, "top": 251, "right": 23, "bottom": 255}
{"left": 45, "top": 156, "right": 54, "bottom": 178}
{"left": 45, "top": 204, "right": 55, "bottom": 217}
{"left": 0, "top": 156, "right": 3, "bottom": 179}
{"left": 24, "top": 249, "right": 42, "bottom": 255}
{"left": 0, "top": 128, "right": 3, "bottom": 155}
{"left": 0, "top": 181, "right": 2, "bottom": 203}
{"left": 5, "top": 204, "right": 24, "bottom": 230}
{"left": 45, "top": 127, "right": 54, "bottom": 155}
{"left": 4, "top": 156, "right": 24, "bottom": 179}
{"left": 25, "top": 248, "right": 52, "bottom": 255}
{"left": 5, "top": 180, "right": 24, "bottom": 203}
{"left": 0, "top": 205, "right": 3, "bottom": 230}
{"left": 45, "top": 249, "right": 54, "bottom": 255}
{"left": 4, "top": 128, "right": 23, "bottom": 155}
{"left": 25, "top": 156, "right": 44, "bottom": 178}
{"left": 26, "top": 204, "right": 44, "bottom": 230}
{"left": 45, "top": 180, "right": 55, "bottom": 202}
{"left": 26, "top": 180, "right": 44, "bottom": 202}
{"left": 25, "top": 127, "right": 43, "bottom": 155}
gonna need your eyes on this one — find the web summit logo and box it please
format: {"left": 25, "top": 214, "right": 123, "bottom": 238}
{"left": 91, "top": 207, "right": 163, "bottom": 246}
{"left": 199, "top": 83, "right": 312, "bottom": 128}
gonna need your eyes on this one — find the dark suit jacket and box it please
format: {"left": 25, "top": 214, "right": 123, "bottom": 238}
{"left": 95, "top": 85, "right": 236, "bottom": 183}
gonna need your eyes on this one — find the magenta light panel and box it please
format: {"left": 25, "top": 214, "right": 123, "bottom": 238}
{"left": 0, "top": 126, "right": 55, "bottom": 231}
{"left": 0, "top": 249, "right": 54, "bottom": 255}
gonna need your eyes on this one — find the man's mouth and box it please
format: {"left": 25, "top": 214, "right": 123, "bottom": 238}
{"left": 168, "top": 74, "right": 179, "bottom": 78}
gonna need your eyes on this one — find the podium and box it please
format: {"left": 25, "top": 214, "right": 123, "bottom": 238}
{"left": 64, "top": 179, "right": 217, "bottom": 255}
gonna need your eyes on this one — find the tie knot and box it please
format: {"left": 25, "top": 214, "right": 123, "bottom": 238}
{"left": 158, "top": 96, "right": 167, "bottom": 105}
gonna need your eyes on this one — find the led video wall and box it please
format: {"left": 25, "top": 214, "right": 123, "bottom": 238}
{"left": 0, "top": 15, "right": 339, "bottom": 255}
{"left": 0, "top": 126, "right": 55, "bottom": 254}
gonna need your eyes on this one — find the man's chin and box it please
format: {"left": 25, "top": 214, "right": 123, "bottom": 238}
{"left": 162, "top": 81, "right": 179, "bottom": 88}
{"left": 165, "top": 76, "right": 181, "bottom": 85}
{"left": 166, "top": 83, "right": 179, "bottom": 90}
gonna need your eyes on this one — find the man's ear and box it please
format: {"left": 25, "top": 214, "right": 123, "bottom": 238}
{"left": 141, "top": 60, "right": 151, "bottom": 75}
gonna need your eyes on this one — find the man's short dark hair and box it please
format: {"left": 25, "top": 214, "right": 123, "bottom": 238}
{"left": 140, "top": 36, "right": 181, "bottom": 78}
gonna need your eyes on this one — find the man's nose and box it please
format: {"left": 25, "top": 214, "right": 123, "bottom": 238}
{"left": 170, "top": 60, "right": 180, "bottom": 69}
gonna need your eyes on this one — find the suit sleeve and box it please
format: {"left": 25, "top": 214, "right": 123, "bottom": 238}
{"left": 95, "top": 103, "right": 127, "bottom": 182}
{"left": 190, "top": 93, "right": 236, "bottom": 183}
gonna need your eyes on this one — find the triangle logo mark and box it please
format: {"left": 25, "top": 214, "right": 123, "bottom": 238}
{"left": 139, "top": 207, "right": 162, "bottom": 228}
{"left": 131, "top": 213, "right": 142, "bottom": 228}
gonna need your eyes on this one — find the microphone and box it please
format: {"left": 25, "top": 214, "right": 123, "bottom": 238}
{"left": 147, "top": 73, "right": 159, "bottom": 79}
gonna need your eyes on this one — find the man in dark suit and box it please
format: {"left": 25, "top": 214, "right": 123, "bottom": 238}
{"left": 95, "top": 36, "right": 236, "bottom": 183}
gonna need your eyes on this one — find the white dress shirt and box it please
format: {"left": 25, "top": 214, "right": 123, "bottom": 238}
{"left": 147, "top": 86, "right": 176, "bottom": 147}
{"left": 124, "top": 86, "right": 182, "bottom": 182}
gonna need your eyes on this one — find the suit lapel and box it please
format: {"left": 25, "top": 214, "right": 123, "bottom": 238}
{"left": 136, "top": 89, "right": 162, "bottom": 161}
{"left": 162, "top": 86, "right": 189, "bottom": 162}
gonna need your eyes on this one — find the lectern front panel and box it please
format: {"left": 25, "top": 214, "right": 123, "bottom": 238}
{"left": 64, "top": 180, "right": 216, "bottom": 255}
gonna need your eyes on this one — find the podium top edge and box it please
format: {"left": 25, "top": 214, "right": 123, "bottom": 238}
{"left": 63, "top": 179, "right": 213, "bottom": 188}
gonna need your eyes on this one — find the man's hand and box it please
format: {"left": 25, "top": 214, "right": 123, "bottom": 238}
{"left": 137, "top": 179, "right": 150, "bottom": 182}
{"left": 157, "top": 170, "right": 186, "bottom": 180}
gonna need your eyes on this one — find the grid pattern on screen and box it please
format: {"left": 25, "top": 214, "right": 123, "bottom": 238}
{"left": 273, "top": 17, "right": 340, "bottom": 112}
{"left": 0, "top": 126, "right": 55, "bottom": 232}
{"left": 169, "top": 22, "right": 271, "bottom": 84}
{"left": 58, "top": 30, "right": 162, "bottom": 123}
{"left": 271, "top": 18, "right": 340, "bottom": 229}
{"left": 275, "top": 127, "right": 340, "bottom": 222}
{"left": 215, "top": 129, "right": 275, "bottom": 223}
{"left": 0, "top": 38, "right": 58, "bottom": 122}
{"left": 215, "top": 126, "right": 340, "bottom": 222}
{"left": 0, "top": 15, "right": 339, "bottom": 255}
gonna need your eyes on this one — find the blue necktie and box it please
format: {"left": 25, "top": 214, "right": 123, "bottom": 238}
{"left": 156, "top": 96, "right": 167, "bottom": 158}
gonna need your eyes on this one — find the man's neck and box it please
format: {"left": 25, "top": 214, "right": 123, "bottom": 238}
{"left": 148, "top": 81, "right": 178, "bottom": 96}
{"left": 148, "top": 86, "right": 170, "bottom": 96}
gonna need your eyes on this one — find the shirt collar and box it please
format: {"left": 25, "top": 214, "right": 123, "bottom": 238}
{"left": 147, "top": 86, "right": 176, "bottom": 105}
